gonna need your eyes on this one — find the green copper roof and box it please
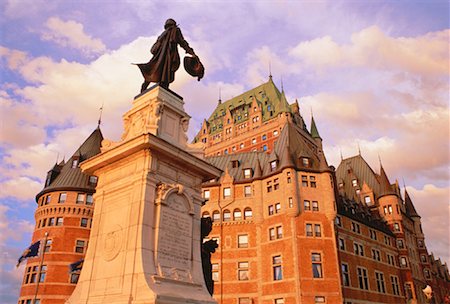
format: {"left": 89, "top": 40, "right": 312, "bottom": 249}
{"left": 207, "top": 78, "right": 292, "bottom": 134}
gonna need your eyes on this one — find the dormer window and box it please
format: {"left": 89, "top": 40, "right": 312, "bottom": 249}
{"left": 364, "top": 196, "right": 371, "bottom": 204}
{"left": 243, "top": 168, "right": 252, "bottom": 179}
{"left": 231, "top": 160, "right": 239, "bottom": 168}
{"left": 270, "top": 160, "right": 277, "bottom": 171}
{"left": 45, "top": 172, "right": 52, "bottom": 187}
{"left": 71, "top": 157, "right": 79, "bottom": 168}
{"left": 89, "top": 176, "right": 98, "bottom": 186}
{"left": 351, "top": 179, "right": 358, "bottom": 187}
{"left": 302, "top": 157, "right": 310, "bottom": 167}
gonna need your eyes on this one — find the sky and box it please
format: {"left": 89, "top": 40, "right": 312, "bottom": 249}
{"left": 0, "top": 0, "right": 449, "bottom": 302}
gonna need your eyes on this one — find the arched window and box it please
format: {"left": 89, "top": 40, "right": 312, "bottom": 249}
{"left": 244, "top": 207, "right": 253, "bottom": 219}
{"left": 212, "top": 211, "right": 220, "bottom": 222}
{"left": 223, "top": 209, "right": 231, "bottom": 221}
{"left": 233, "top": 209, "right": 242, "bottom": 220}
{"left": 202, "top": 211, "right": 210, "bottom": 218}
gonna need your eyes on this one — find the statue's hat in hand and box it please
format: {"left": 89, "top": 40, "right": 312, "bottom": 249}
{"left": 184, "top": 56, "right": 204, "bottom": 81}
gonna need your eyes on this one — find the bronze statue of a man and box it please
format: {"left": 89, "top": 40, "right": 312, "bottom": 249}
{"left": 135, "top": 19, "right": 204, "bottom": 93}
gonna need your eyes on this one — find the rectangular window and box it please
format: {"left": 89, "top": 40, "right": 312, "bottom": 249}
{"left": 387, "top": 254, "right": 395, "bottom": 266}
{"left": 70, "top": 272, "right": 80, "bottom": 284}
{"left": 312, "top": 253, "right": 323, "bottom": 278}
{"left": 238, "top": 298, "right": 251, "bottom": 304}
{"left": 338, "top": 238, "right": 345, "bottom": 250}
{"left": 75, "top": 240, "right": 86, "bottom": 253}
{"left": 391, "top": 275, "right": 400, "bottom": 295}
{"left": 306, "top": 224, "right": 313, "bottom": 237}
{"left": 369, "top": 229, "right": 377, "bottom": 240}
{"left": 397, "top": 239, "right": 404, "bottom": 249}
{"left": 314, "top": 296, "right": 325, "bottom": 303}
{"left": 372, "top": 249, "right": 381, "bottom": 261}
{"left": 376, "top": 271, "right": 386, "bottom": 293}
{"left": 274, "top": 299, "right": 284, "bottom": 304}
{"left": 357, "top": 267, "right": 369, "bottom": 290}
{"left": 267, "top": 181, "right": 272, "bottom": 192}
{"left": 351, "top": 222, "right": 361, "bottom": 234}
{"left": 288, "top": 197, "right": 293, "bottom": 208}
{"left": 301, "top": 175, "right": 308, "bottom": 187}
{"left": 272, "top": 255, "right": 283, "bottom": 280}
{"left": 238, "top": 235, "right": 248, "bottom": 248}
{"left": 335, "top": 216, "right": 342, "bottom": 227}
{"left": 42, "top": 218, "right": 47, "bottom": 227}
{"left": 275, "top": 202, "right": 281, "bottom": 214}
{"left": 212, "top": 263, "right": 219, "bottom": 281}
{"left": 393, "top": 223, "right": 400, "bottom": 231}
{"left": 38, "top": 265, "right": 47, "bottom": 283}
{"left": 353, "top": 242, "right": 364, "bottom": 256}
{"left": 48, "top": 217, "right": 55, "bottom": 226}
{"left": 421, "top": 255, "right": 427, "bottom": 263}
{"left": 56, "top": 217, "right": 63, "bottom": 226}
{"left": 364, "top": 196, "right": 371, "bottom": 204}
{"left": 400, "top": 256, "right": 408, "bottom": 267}
{"left": 341, "top": 263, "right": 350, "bottom": 286}
{"left": 314, "top": 224, "right": 321, "bottom": 237}
{"left": 312, "top": 201, "right": 319, "bottom": 211}
{"left": 58, "top": 193, "right": 67, "bottom": 203}
{"left": 304, "top": 200, "right": 311, "bottom": 211}
{"left": 238, "top": 261, "right": 249, "bottom": 280}
{"left": 223, "top": 187, "right": 231, "bottom": 198}
{"left": 244, "top": 185, "right": 252, "bottom": 197}
{"left": 276, "top": 226, "right": 283, "bottom": 239}
{"left": 310, "top": 176, "right": 317, "bottom": 188}
{"left": 44, "top": 239, "right": 52, "bottom": 253}
{"left": 30, "top": 266, "right": 38, "bottom": 283}
{"left": 268, "top": 204, "right": 274, "bottom": 216}
{"left": 45, "top": 195, "right": 51, "bottom": 204}
{"left": 80, "top": 218, "right": 89, "bottom": 227}
{"left": 270, "top": 161, "right": 277, "bottom": 171}
{"left": 352, "top": 179, "right": 358, "bottom": 187}
{"left": 86, "top": 194, "right": 93, "bottom": 205}
{"left": 269, "top": 227, "right": 276, "bottom": 241}
{"left": 203, "top": 190, "right": 210, "bottom": 199}
{"left": 243, "top": 168, "right": 252, "bottom": 179}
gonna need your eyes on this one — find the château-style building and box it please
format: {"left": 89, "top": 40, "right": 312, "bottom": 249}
{"left": 18, "top": 78, "right": 449, "bottom": 304}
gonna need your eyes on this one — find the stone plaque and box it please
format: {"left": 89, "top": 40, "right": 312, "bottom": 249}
{"left": 156, "top": 192, "right": 193, "bottom": 276}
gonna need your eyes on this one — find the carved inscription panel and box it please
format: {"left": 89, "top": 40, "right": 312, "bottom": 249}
{"left": 156, "top": 193, "right": 193, "bottom": 273}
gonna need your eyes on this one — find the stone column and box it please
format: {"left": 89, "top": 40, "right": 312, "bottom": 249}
{"left": 67, "top": 86, "right": 221, "bottom": 304}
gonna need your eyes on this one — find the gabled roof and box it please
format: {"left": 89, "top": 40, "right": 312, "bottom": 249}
{"left": 36, "top": 127, "right": 103, "bottom": 199}
{"left": 404, "top": 188, "right": 420, "bottom": 217}
{"left": 204, "top": 122, "right": 330, "bottom": 183}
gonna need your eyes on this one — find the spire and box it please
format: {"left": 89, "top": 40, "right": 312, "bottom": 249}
{"left": 280, "top": 76, "right": 284, "bottom": 93}
{"left": 310, "top": 115, "right": 322, "bottom": 139}
{"left": 340, "top": 148, "right": 343, "bottom": 161}
{"left": 218, "top": 87, "right": 222, "bottom": 104}
{"left": 378, "top": 160, "right": 394, "bottom": 196}
{"left": 404, "top": 184, "right": 420, "bottom": 217}
{"left": 357, "top": 142, "right": 361, "bottom": 155}
{"left": 269, "top": 61, "right": 272, "bottom": 80}
{"left": 97, "top": 102, "right": 104, "bottom": 127}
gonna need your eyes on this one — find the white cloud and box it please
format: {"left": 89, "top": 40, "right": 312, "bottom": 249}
{"left": 41, "top": 17, "right": 106, "bottom": 57}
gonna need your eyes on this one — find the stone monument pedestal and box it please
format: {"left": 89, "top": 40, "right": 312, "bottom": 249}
{"left": 66, "top": 86, "right": 220, "bottom": 304}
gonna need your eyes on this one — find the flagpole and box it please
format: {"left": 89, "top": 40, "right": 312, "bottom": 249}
{"left": 33, "top": 232, "right": 48, "bottom": 304}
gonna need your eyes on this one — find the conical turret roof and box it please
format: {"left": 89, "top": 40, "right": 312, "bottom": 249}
{"left": 310, "top": 116, "right": 322, "bottom": 139}
{"left": 36, "top": 127, "right": 103, "bottom": 198}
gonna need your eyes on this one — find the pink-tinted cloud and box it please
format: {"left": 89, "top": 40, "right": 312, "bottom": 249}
{"left": 40, "top": 17, "right": 106, "bottom": 57}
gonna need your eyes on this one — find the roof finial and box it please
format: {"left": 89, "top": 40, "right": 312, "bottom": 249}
{"left": 402, "top": 177, "right": 406, "bottom": 190}
{"left": 218, "top": 87, "right": 222, "bottom": 104}
{"left": 357, "top": 142, "right": 361, "bottom": 155}
{"left": 281, "top": 76, "right": 284, "bottom": 92}
{"left": 269, "top": 61, "right": 272, "bottom": 79}
{"left": 55, "top": 152, "right": 59, "bottom": 164}
{"left": 340, "top": 148, "right": 343, "bottom": 160}
{"left": 378, "top": 154, "right": 383, "bottom": 167}
{"left": 97, "top": 102, "right": 104, "bottom": 127}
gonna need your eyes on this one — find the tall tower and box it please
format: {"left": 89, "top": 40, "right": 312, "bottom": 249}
{"left": 18, "top": 127, "right": 103, "bottom": 304}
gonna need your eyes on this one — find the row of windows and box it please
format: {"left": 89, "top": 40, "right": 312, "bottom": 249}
{"left": 37, "top": 239, "right": 87, "bottom": 254}
{"left": 341, "top": 264, "right": 401, "bottom": 295}
{"left": 202, "top": 208, "right": 253, "bottom": 222}
{"left": 37, "top": 217, "right": 92, "bottom": 228}
{"left": 212, "top": 252, "right": 324, "bottom": 282}
{"left": 39, "top": 193, "right": 94, "bottom": 206}
{"left": 219, "top": 129, "right": 280, "bottom": 154}
{"left": 19, "top": 300, "right": 40, "bottom": 304}
{"left": 23, "top": 264, "right": 81, "bottom": 286}
{"left": 335, "top": 216, "right": 394, "bottom": 247}
{"left": 338, "top": 237, "right": 397, "bottom": 266}
{"left": 37, "top": 217, "right": 63, "bottom": 228}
